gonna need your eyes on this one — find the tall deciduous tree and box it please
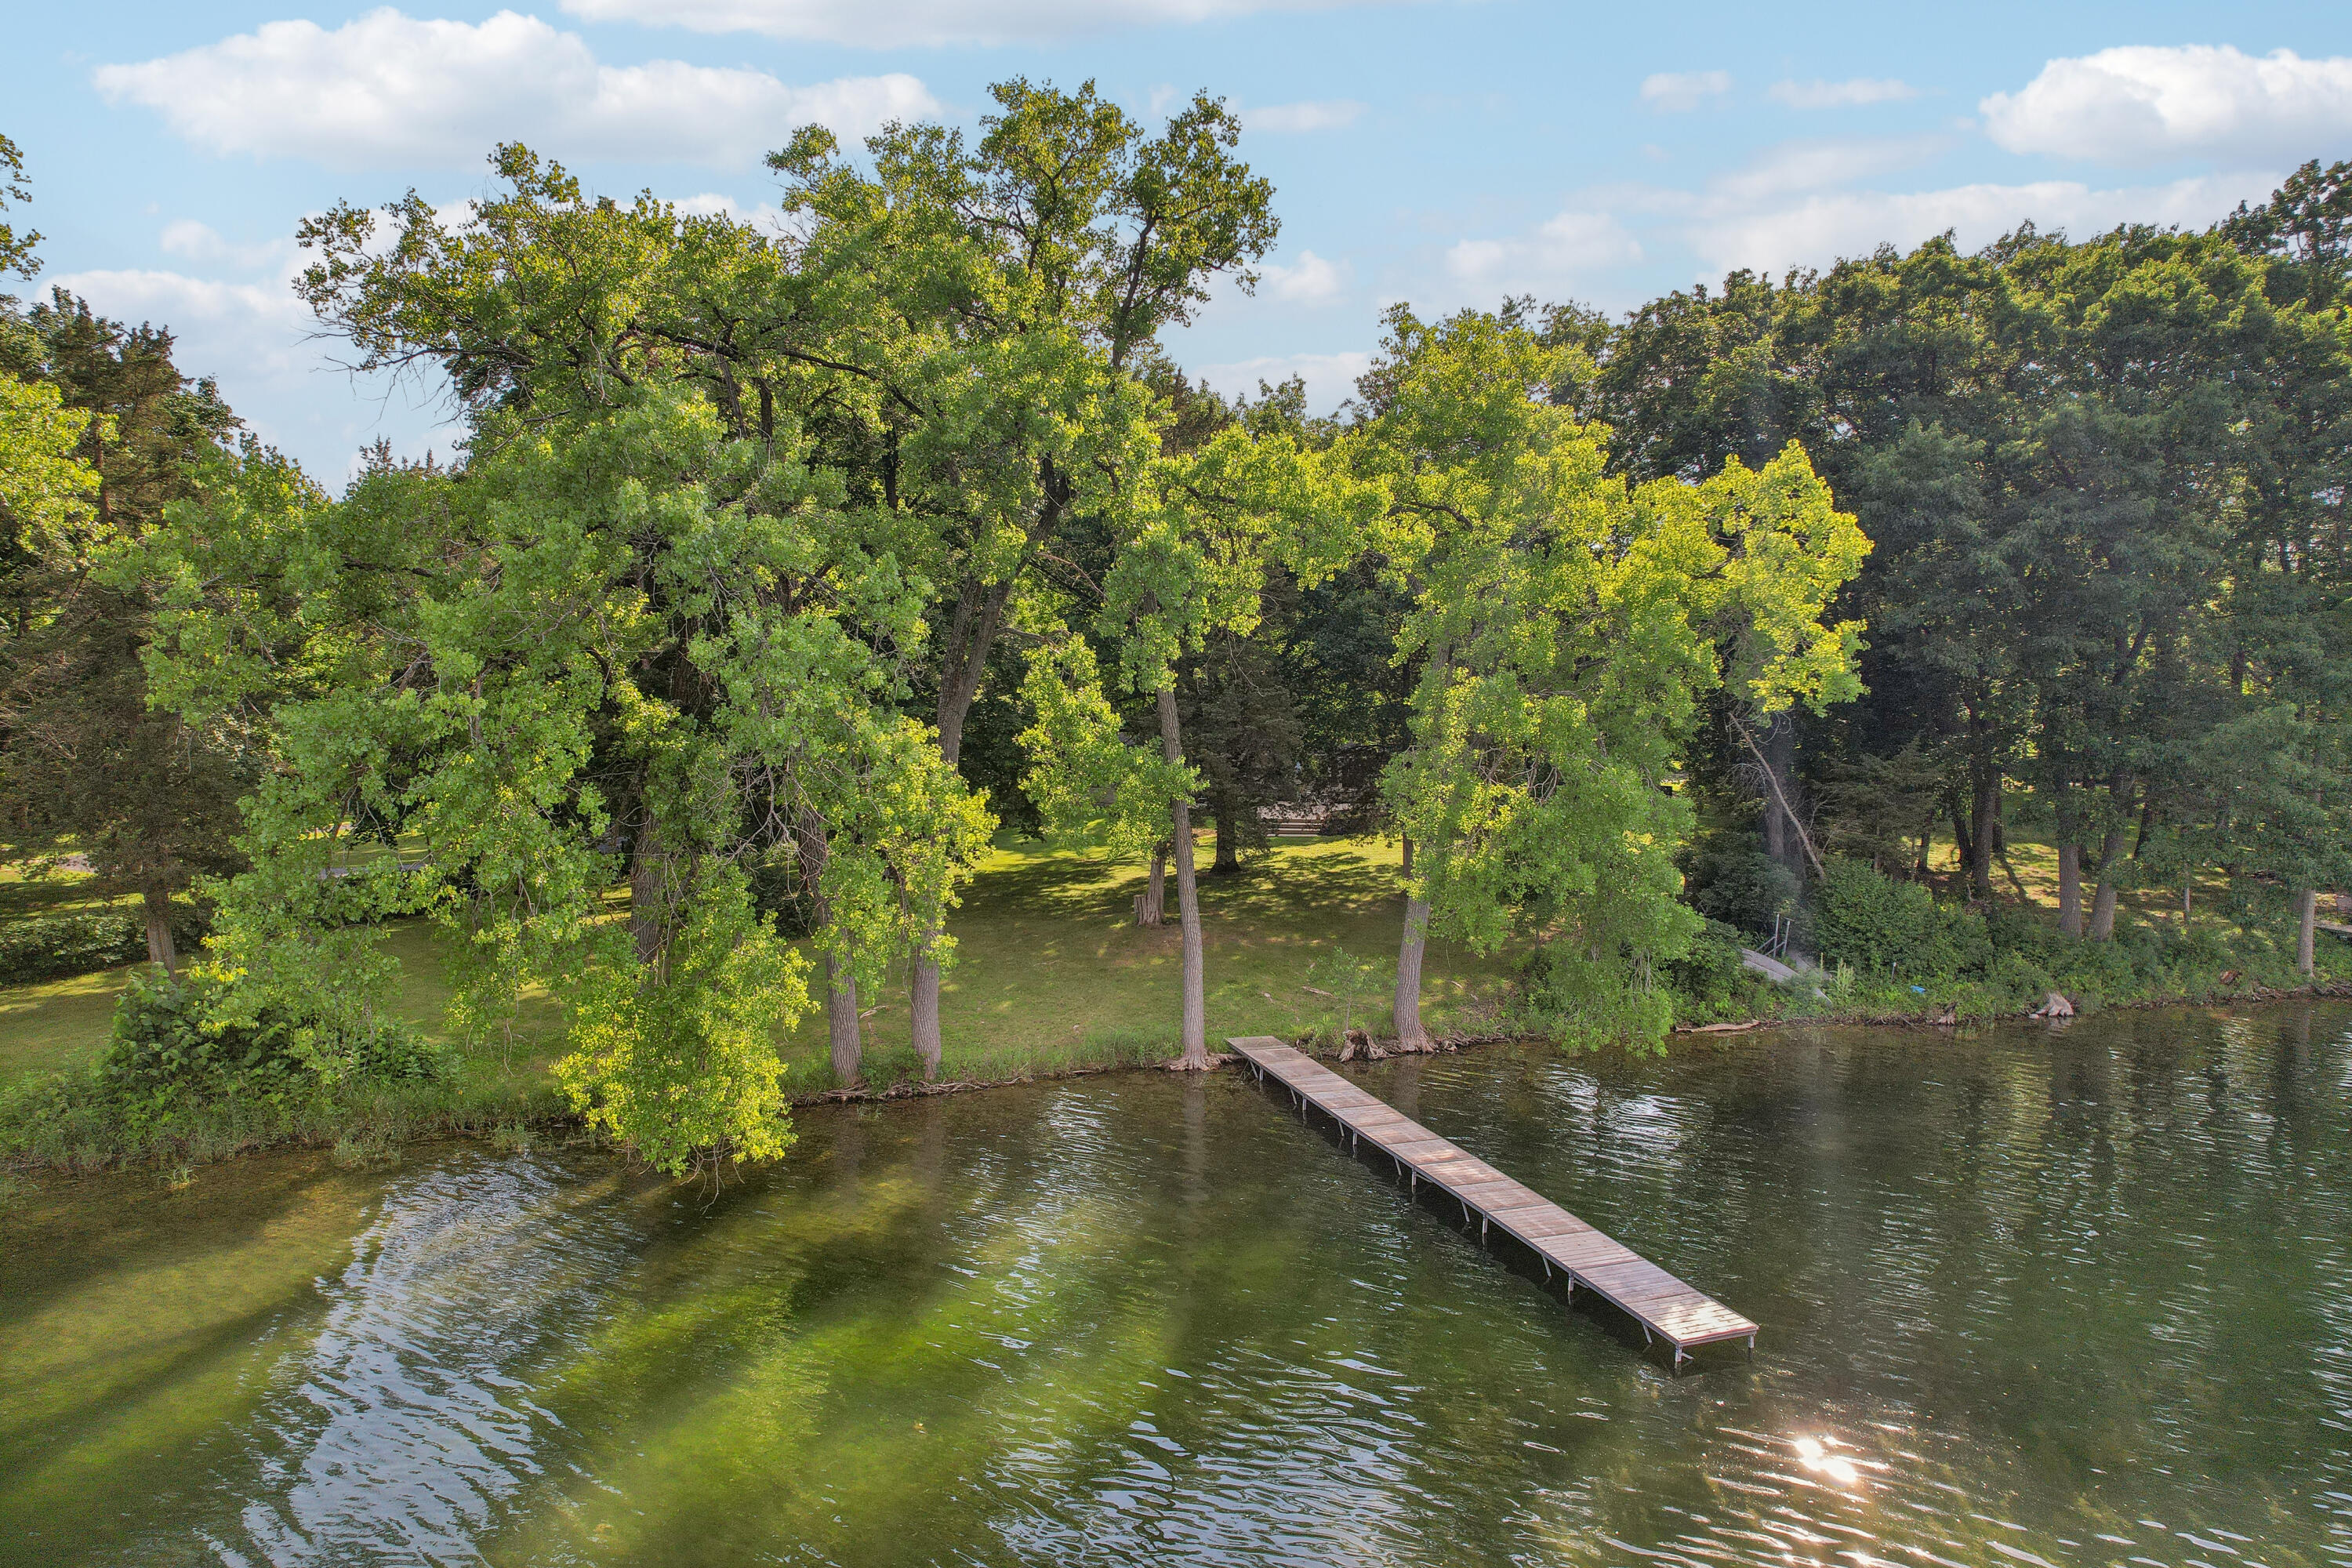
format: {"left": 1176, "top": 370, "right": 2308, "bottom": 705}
{"left": 297, "top": 82, "right": 1278, "bottom": 1079}
{"left": 148, "top": 383, "right": 988, "bottom": 1171}
{"left": 771, "top": 79, "right": 1278, "bottom": 1073}
{"left": 1359, "top": 307, "right": 1867, "bottom": 1048}
{"left": 0, "top": 295, "right": 252, "bottom": 968}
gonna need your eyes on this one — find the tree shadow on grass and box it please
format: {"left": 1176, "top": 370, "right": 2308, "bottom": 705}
{"left": 1197, "top": 847, "right": 1404, "bottom": 927}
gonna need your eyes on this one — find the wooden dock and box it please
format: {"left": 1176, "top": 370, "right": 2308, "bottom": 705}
{"left": 1228, "top": 1036, "right": 1757, "bottom": 1367}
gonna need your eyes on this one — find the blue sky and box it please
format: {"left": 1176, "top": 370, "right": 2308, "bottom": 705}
{"left": 9, "top": 0, "right": 2352, "bottom": 478}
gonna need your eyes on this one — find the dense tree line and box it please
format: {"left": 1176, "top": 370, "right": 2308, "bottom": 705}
{"left": 1556, "top": 162, "right": 2352, "bottom": 967}
{"left": 5, "top": 104, "right": 2347, "bottom": 1173}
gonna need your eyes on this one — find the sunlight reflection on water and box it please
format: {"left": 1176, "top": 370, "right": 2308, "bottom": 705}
{"left": 4, "top": 1004, "right": 2350, "bottom": 1566}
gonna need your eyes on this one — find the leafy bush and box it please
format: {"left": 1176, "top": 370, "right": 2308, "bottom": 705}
{"left": 1683, "top": 843, "right": 1798, "bottom": 938}
{"left": 1663, "top": 918, "right": 1762, "bottom": 1011}
{"left": 96, "top": 968, "right": 442, "bottom": 1113}
{"left": 0, "top": 905, "right": 210, "bottom": 985}
{"left": 1519, "top": 946, "right": 1675, "bottom": 1051}
{"left": 1808, "top": 858, "right": 1991, "bottom": 977}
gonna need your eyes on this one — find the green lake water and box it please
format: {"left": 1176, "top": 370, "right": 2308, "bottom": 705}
{"left": 4, "top": 1005, "right": 2350, "bottom": 1566}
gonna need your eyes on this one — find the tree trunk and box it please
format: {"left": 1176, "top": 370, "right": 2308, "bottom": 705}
{"left": 794, "top": 807, "right": 861, "bottom": 1085}
{"left": 908, "top": 962, "right": 945, "bottom": 1082}
{"left": 1393, "top": 895, "right": 1432, "bottom": 1051}
{"left": 2296, "top": 886, "right": 2318, "bottom": 976}
{"left": 824, "top": 952, "right": 861, "bottom": 1086}
{"left": 911, "top": 581, "right": 1014, "bottom": 1081}
{"left": 2089, "top": 827, "right": 2128, "bottom": 940}
{"left": 1947, "top": 789, "right": 1974, "bottom": 892}
{"left": 907, "top": 952, "right": 941, "bottom": 1073}
{"left": 1159, "top": 686, "right": 1207, "bottom": 1068}
{"left": 1212, "top": 797, "right": 1240, "bottom": 874}
{"left": 2053, "top": 779, "right": 2082, "bottom": 936}
{"left": 629, "top": 801, "right": 668, "bottom": 967}
{"left": 2089, "top": 771, "right": 2132, "bottom": 941}
{"left": 1145, "top": 845, "right": 1167, "bottom": 926}
{"left": 1966, "top": 757, "right": 2000, "bottom": 902}
{"left": 2056, "top": 841, "right": 2083, "bottom": 938}
{"left": 141, "top": 887, "right": 177, "bottom": 974}
{"left": 1400, "top": 835, "right": 1414, "bottom": 880}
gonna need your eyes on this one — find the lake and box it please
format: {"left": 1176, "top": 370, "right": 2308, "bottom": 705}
{"left": 5, "top": 1004, "right": 2349, "bottom": 1566}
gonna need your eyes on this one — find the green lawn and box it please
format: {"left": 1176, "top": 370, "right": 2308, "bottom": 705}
{"left": 787, "top": 834, "right": 1508, "bottom": 1090}
{"left": 1, "top": 835, "right": 1508, "bottom": 1100}
{"left": 0, "top": 857, "right": 141, "bottom": 923}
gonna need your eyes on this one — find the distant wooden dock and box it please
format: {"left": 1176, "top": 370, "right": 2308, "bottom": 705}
{"left": 1228, "top": 1036, "right": 1758, "bottom": 1368}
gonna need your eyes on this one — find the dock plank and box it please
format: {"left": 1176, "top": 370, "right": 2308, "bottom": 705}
{"left": 1227, "top": 1036, "right": 1756, "bottom": 1365}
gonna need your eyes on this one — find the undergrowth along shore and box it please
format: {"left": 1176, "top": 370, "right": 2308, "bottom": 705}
{"left": 8, "top": 973, "right": 2350, "bottom": 1191}
{"left": 5, "top": 836, "right": 2347, "bottom": 1186}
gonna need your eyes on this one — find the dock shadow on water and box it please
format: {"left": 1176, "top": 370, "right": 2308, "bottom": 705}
{"left": 5, "top": 1004, "right": 2351, "bottom": 1566}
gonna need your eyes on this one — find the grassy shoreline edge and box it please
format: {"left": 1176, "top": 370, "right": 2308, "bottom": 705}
{"left": 9, "top": 978, "right": 2350, "bottom": 1194}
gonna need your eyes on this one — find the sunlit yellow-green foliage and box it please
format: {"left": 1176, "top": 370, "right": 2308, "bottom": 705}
{"left": 556, "top": 866, "right": 804, "bottom": 1168}
{"left": 1016, "top": 637, "right": 1192, "bottom": 855}
{"left": 1353, "top": 306, "right": 1869, "bottom": 1044}
{"left": 143, "top": 382, "right": 991, "bottom": 1172}
{"left": 0, "top": 371, "right": 100, "bottom": 552}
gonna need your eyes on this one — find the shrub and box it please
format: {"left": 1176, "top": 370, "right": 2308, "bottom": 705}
{"left": 1684, "top": 843, "right": 1799, "bottom": 938}
{"left": 1519, "top": 946, "right": 1675, "bottom": 1051}
{"left": 1808, "top": 858, "right": 1990, "bottom": 978}
{"left": 96, "top": 968, "right": 442, "bottom": 1113}
{"left": 1663, "top": 918, "right": 1764, "bottom": 1015}
{"left": 0, "top": 904, "right": 211, "bottom": 985}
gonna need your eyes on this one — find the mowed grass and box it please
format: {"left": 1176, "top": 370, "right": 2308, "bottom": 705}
{"left": 1, "top": 836, "right": 1508, "bottom": 1100}
{"left": 778, "top": 835, "right": 1509, "bottom": 1091}
{"left": 1916, "top": 833, "right": 2276, "bottom": 930}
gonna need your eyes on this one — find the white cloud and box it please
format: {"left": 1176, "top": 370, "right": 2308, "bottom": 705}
{"left": 1260, "top": 249, "right": 1349, "bottom": 304}
{"left": 1706, "top": 135, "right": 1948, "bottom": 204}
{"left": 1191, "top": 350, "right": 1370, "bottom": 412}
{"left": 1769, "top": 77, "right": 1918, "bottom": 110}
{"left": 93, "top": 9, "right": 936, "bottom": 170}
{"left": 558, "top": 0, "right": 1386, "bottom": 45}
{"left": 53, "top": 267, "right": 310, "bottom": 380}
{"left": 158, "top": 219, "right": 286, "bottom": 270}
{"left": 1682, "top": 171, "right": 2277, "bottom": 276}
{"left": 1982, "top": 45, "right": 2352, "bottom": 165}
{"left": 1640, "top": 71, "right": 1732, "bottom": 113}
{"left": 1444, "top": 210, "right": 1642, "bottom": 296}
{"left": 1421, "top": 124, "right": 2274, "bottom": 313}
{"left": 1243, "top": 100, "right": 1367, "bottom": 133}
{"left": 53, "top": 256, "right": 466, "bottom": 478}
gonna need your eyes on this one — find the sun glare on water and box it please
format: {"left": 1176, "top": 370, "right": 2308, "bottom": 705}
{"left": 1793, "top": 1435, "right": 1863, "bottom": 1486}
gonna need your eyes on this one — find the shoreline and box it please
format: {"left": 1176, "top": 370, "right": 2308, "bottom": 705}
{"left": 9, "top": 982, "right": 2351, "bottom": 1185}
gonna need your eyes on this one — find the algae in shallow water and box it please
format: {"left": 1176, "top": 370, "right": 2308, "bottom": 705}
{"left": 4, "top": 1006, "right": 2350, "bottom": 1566}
